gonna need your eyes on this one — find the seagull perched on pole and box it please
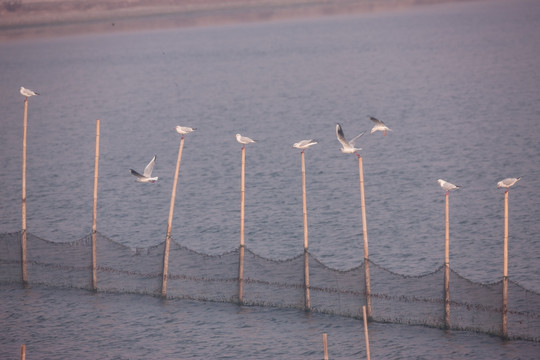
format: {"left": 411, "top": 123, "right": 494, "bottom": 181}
{"left": 130, "top": 155, "right": 158, "bottom": 183}
{"left": 20, "top": 86, "right": 39, "bottom": 99}
{"left": 236, "top": 133, "right": 256, "bottom": 149}
{"left": 293, "top": 139, "right": 318, "bottom": 153}
{"left": 437, "top": 179, "right": 461, "bottom": 195}
{"left": 336, "top": 123, "right": 366, "bottom": 157}
{"left": 369, "top": 116, "right": 392, "bottom": 136}
{"left": 175, "top": 126, "right": 196, "bottom": 139}
{"left": 497, "top": 177, "right": 521, "bottom": 192}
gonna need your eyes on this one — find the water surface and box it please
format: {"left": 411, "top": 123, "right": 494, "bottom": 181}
{"left": 0, "top": 0, "right": 539, "bottom": 357}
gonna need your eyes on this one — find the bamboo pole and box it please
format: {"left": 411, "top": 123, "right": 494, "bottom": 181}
{"left": 20, "top": 344, "right": 25, "bottom": 360}
{"left": 301, "top": 150, "right": 311, "bottom": 310}
{"left": 161, "top": 135, "right": 185, "bottom": 297}
{"left": 444, "top": 192, "right": 450, "bottom": 329}
{"left": 21, "top": 98, "right": 28, "bottom": 286}
{"left": 240, "top": 145, "right": 246, "bottom": 247}
{"left": 358, "top": 156, "right": 371, "bottom": 318}
{"left": 502, "top": 190, "right": 509, "bottom": 338}
{"left": 322, "top": 333, "right": 328, "bottom": 360}
{"left": 91, "top": 120, "right": 100, "bottom": 291}
{"left": 238, "top": 145, "right": 246, "bottom": 304}
{"left": 301, "top": 150, "right": 308, "bottom": 251}
{"left": 363, "top": 305, "right": 371, "bottom": 360}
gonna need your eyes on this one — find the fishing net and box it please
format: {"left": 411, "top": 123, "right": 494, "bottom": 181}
{"left": 1, "top": 231, "right": 538, "bottom": 341}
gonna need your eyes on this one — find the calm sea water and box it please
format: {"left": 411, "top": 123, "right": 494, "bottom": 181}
{"left": 1, "top": 0, "right": 539, "bottom": 357}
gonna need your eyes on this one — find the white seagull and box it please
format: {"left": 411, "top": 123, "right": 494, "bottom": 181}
{"left": 497, "top": 177, "right": 521, "bottom": 191}
{"left": 130, "top": 155, "right": 158, "bottom": 183}
{"left": 369, "top": 116, "right": 392, "bottom": 135}
{"left": 175, "top": 126, "right": 196, "bottom": 138}
{"left": 236, "top": 133, "right": 256, "bottom": 147}
{"left": 437, "top": 179, "right": 461, "bottom": 194}
{"left": 293, "top": 139, "right": 318, "bottom": 152}
{"left": 20, "top": 86, "right": 39, "bottom": 98}
{"left": 336, "top": 123, "right": 366, "bottom": 155}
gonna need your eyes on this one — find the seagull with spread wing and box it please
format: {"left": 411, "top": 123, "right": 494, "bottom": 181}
{"left": 369, "top": 116, "right": 392, "bottom": 135}
{"left": 130, "top": 155, "right": 158, "bottom": 183}
{"left": 336, "top": 123, "right": 366, "bottom": 156}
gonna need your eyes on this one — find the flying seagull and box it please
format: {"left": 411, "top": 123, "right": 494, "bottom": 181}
{"left": 175, "top": 126, "right": 196, "bottom": 138}
{"left": 236, "top": 133, "right": 256, "bottom": 147}
{"left": 20, "top": 87, "right": 39, "bottom": 98}
{"left": 437, "top": 179, "right": 461, "bottom": 194}
{"left": 130, "top": 155, "right": 158, "bottom": 183}
{"left": 336, "top": 123, "right": 366, "bottom": 156}
{"left": 293, "top": 139, "right": 318, "bottom": 152}
{"left": 497, "top": 177, "right": 521, "bottom": 191}
{"left": 369, "top": 116, "right": 392, "bottom": 135}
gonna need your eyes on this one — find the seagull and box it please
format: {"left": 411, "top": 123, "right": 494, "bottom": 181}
{"left": 175, "top": 126, "right": 196, "bottom": 139}
{"left": 293, "top": 139, "right": 318, "bottom": 153}
{"left": 336, "top": 123, "right": 366, "bottom": 156}
{"left": 497, "top": 177, "right": 521, "bottom": 192}
{"left": 20, "top": 87, "right": 39, "bottom": 98}
{"left": 130, "top": 155, "right": 158, "bottom": 183}
{"left": 437, "top": 179, "right": 461, "bottom": 194}
{"left": 236, "top": 133, "right": 256, "bottom": 147}
{"left": 369, "top": 116, "right": 392, "bottom": 135}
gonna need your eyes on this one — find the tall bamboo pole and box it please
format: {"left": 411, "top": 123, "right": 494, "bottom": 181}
{"left": 21, "top": 98, "right": 28, "bottom": 286}
{"left": 240, "top": 146, "right": 246, "bottom": 247}
{"left": 301, "top": 150, "right": 311, "bottom": 310}
{"left": 363, "top": 305, "right": 371, "bottom": 360}
{"left": 444, "top": 192, "right": 450, "bottom": 329}
{"left": 301, "top": 151, "right": 308, "bottom": 251}
{"left": 238, "top": 145, "right": 246, "bottom": 304}
{"left": 502, "top": 190, "right": 509, "bottom": 338}
{"left": 358, "top": 155, "right": 371, "bottom": 318}
{"left": 161, "top": 135, "right": 185, "bottom": 297}
{"left": 92, "top": 119, "right": 100, "bottom": 291}
{"left": 322, "top": 333, "right": 328, "bottom": 360}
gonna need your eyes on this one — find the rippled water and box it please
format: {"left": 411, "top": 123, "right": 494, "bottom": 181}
{"left": 1, "top": 0, "right": 539, "bottom": 357}
{"left": 1, "top": 286, "right": 538, "bottom": 359}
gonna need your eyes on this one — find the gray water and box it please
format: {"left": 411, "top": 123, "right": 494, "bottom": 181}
{"left": 1, "top": 0, "right": 539, "bottom": 358}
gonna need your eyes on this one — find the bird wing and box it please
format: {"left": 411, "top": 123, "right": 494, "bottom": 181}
{"left": 336, "top": 124, "right": 351, "bottom": 149}
{"left": 369, "top": 116, "right": 382, "bottom": 125}
{"left": 143, "top": 155, "right": 156, "bottom": 177}
{"left": 299, "top": 139, "right": 315, "bottom": 147}
{"left": 349, "top": 130, "right": 366, "bottom": 146}
{"left": 130, "top": 169, "right": 146, "bottom": 179}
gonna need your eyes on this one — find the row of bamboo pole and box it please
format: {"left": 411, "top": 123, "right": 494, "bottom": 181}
{"left": 19, "top": 97, "right": 517, "bottom": 339}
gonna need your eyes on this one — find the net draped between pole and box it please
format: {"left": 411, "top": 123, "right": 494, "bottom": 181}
{"left": 0, "top": 231, "right": 538, "bottom": 342}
